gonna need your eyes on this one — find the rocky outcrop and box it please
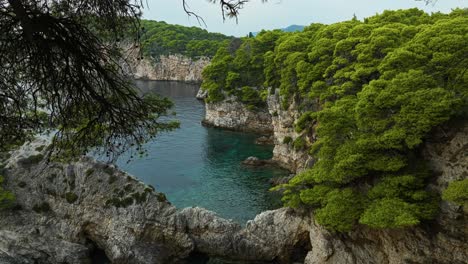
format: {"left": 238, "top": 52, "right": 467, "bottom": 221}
{"left": 0, "top": 122, "right": 466, "bottom": 264}
{"left": 201, "top": 90, "right": 310, "bottom": 172}
{"left": 267, "top": 91, "right": 313, "bottom": 173}
{"left": 124, "top": 46, "right": 209, "bottom": 83}
{"left": 0, "top": 139, "right": 311, "bottom": 264}
{"left": 202, "top": 95, "right": 273, "bottom": 134}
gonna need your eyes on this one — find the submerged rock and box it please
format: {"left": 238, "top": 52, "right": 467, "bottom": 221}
{"left": 255, "top": 135, "right": 274, "bottom": 145}
{"left": 242, "top": 156, "right": 269, "bottom": 166}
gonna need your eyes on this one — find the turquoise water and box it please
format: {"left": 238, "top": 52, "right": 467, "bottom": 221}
{"left": 116, "top": 80, "right": 286, "bottom": 223}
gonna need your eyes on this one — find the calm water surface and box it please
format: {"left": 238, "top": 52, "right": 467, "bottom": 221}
{"left": 116, "top": 80, "right": 286, "bottom": 223}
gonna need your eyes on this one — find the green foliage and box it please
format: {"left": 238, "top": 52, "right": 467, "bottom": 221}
{"left": 201, "top": 31, "right": 285, "bottom": 104}
{"left": 239, "top": 86, "right": 266, "bottom": 109}
{"left": 139, "top": 20, "right": 232, "bottom": 60}
{"left": 0, "top": 175, "right": 14, "bottom": 210}
{"left": 314, "top": 188, "right": 367, "bottom": 232}
{"left": 295, "top": 112, "right": 315, "bottom": 133}
{"left": 442, "top": 179, "right": 468, "bottom": 206}
{"left": 202, "top": 9, "right": 468, "bottom": 232}
{"left": 282, "top": 136, "right": 293, "bottom": 144}
{"left": 65, "top": 192, "right": 78, "bottom": 204}
{"left": 293, "top": 137, "right": 307, "bottom": 150}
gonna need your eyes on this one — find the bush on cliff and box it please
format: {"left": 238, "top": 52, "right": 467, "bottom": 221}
{"left": 0, "top": 175, "right": 15, "bottom": 210}
{"left": 208, "top": 9, "right": 468, "bottom": 232}
{"left": 442, "top": 179, "right": 468, "bottom": 206}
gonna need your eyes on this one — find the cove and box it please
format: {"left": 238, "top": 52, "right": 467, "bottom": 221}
{"left": 115, "top": 80, "right": 287, "bottom": 223}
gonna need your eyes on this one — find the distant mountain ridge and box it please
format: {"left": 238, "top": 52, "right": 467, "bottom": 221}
{"left": 250, "top": 24, "right": 305, "bottom": 36}
{"left": 282, "top": 25, "right": 305, "bottom": 32}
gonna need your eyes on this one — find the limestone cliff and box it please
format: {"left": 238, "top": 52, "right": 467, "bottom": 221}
{"left": 202, "top": 95, "right": 273, "bottom": 134}
{"left": 125, "top": 46, "right": 210, "bottom": 83}
{"left": 267, "top": 91, "right": 313, "bottom": 173}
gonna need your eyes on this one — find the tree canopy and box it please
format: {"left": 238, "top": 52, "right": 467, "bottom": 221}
{"left": 139, "top": 20, "right": 231, "bottom": 60}
{"left": 0, "top": 0, "right": 182, "bottom": 160}
{"left": 202, "top": 8, "right": 468, "bottom": 232}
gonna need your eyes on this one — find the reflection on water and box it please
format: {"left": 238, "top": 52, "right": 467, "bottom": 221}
{"left": 117, "top": 80, "right": 286, "bottom": 223}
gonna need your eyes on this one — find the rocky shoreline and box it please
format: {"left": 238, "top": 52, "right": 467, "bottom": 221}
{"left": 1, "top": 119, "right": 466, "bottom": 263}
{"left": 200, "top": 90, "right": 313, "bottom": 174}
{"left": 0, "top": 139, "right": 312, "bottom": 264}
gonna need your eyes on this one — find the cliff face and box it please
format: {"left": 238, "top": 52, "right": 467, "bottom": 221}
{"left": 125, "top": 46, "right": 210, "bottom": 83}
{"left": 131, "top": 55, "right": 209, "bottom": 83}
{"left": 202, "top": 95, "right": 273, "bottom": 134}
{"left": 267, "top": 92, "right": 313, "bottom": 173}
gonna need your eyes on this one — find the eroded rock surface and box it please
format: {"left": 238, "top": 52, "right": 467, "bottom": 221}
{"left": 202, "top": 95, "right": 273, "bottom": 134}
{"left": 0, "top": 120, "right": 466, "bottom": 264}
{"left": 124, "top": 46, "right": 209, "bottom": 83}
{"left": 0, "top": 140, "right": 311, "bottom": 264}
{"left": 267, "top": 91, "right": 313, "bottom": 173}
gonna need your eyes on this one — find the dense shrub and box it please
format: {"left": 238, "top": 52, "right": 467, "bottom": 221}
{"left": 442, "top": 179, "right": 468, "bottom": 206}
{"left": 210, "top": 9, "right": 467, "bottom": 231}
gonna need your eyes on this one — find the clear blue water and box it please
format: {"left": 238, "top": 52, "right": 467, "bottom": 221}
{"left": 115, "top": 80, "right": 286, "bottom": 223}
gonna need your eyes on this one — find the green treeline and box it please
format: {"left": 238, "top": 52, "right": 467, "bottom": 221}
{"left": 201, "top": 9, "right": 468, "bottom": 232}
{"left": 139, "top": 20, "right": 233, "bottom": 60}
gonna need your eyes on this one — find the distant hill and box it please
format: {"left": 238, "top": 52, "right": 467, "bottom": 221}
{"left": 139, "top": 20, "right": 232, "bottom": 60}
{"left": 250, "top": 24, "right": 305, "bottom": 36}
{"left": 282, "top": 25, "right": 305, "bottom": 32}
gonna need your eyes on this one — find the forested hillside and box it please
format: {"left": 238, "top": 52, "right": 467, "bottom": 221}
{"left": 139, "top": 20, "right": 233, "bottom": 60}
{"left": 201, "top": 8, "right": 468, "bottom": 232}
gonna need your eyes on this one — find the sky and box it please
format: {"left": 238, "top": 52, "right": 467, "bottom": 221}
{"left": 142, "top": 0, "right": 467, "bottom": 36}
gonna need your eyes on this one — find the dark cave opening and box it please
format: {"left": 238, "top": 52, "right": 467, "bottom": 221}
{"left": 86, "top": 239, "right": 111, "bottom": 264}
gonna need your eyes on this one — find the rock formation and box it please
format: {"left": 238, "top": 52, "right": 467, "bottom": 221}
{"left": 201, "top": 90, "right": 313, "bottom": 173}
{"left": 124, "top": 46, "right": 210, "bottom": 83}
{"left": 202, "top": 95, "right": 273, "bottom": 134}
{"left": 0, "top": 119, "right": 466, "bottom": 263}
{"left": 0, "top": 139, "right": 311, "bottom": 264}
{"left": 267, "top": 91, "right": 314, "bottom": 173}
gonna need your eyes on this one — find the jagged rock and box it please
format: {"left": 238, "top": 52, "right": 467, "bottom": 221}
{"left": 267, "top": 91, "right": 314, "bottom": 173}
{"left": 202, "top": 95, "right": 273, "bottom": 134}
{"left": 196, "top": 88, "right": 208, "bottom": 100}
{"left": 241, "top": 156, "right": 270, "bottom": 166}
{"left": 0, "top": 140, "right": 311, "bottom": 263}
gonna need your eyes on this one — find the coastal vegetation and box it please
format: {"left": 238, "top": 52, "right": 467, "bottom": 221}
{"left": 139, "top": 20, "right": 232, "bottom": 60}
{"left": 201, "top": 8, "right": 468, "bottom": 232}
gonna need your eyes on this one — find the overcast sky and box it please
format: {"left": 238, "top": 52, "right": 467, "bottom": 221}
{"left": 142, "top": 0, "right": 467, "bottom": 36}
